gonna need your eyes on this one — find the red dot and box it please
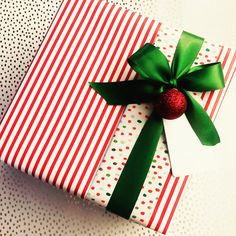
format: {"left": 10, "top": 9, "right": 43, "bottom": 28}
{"left": 107, "top": 184, "right": 111, "bottom": 187}
{"left": 132, "top": 127, "right": 136, "bottom": 130}
{"left": 138, "top": 112, "right": 142, "bottom": 115}
{"left": 163, "top": 157, "right": 167, "bottom": 161}
{"left": 125, "top": 146, "right": 129, "bottom": 150}
{"left": 119, "top": 148, "right": 123, "bottom": 152}
{"left": 107, "top": 166, "right": 111, "bottom": 170}
{"left": 169, "top": 45, "right": 173, "bottom": 48}
{"left": 123, "top": 157, "right": 128, "bottom": 160}
{"left": 129, "top": 133, "right": 132, "bottom": 136}
{"left": 101, "top": 177, "right": 105, "bottom": 180}
{"left": 110, "top": 156, "right": 114, "bottom": 159}
{"left": 102, "top": 159, "right": 106, "bottom": 163}
{"left": 155, "top": 188, "right": 160, "bottom": 192}
{"left": 114, "top": 178, "right": 118, "bottom": 181}
{"left": 140, "top": 212, "right": 145, "bottom": 215}
{"left": 96, "top": 193, "right": 100, "bottom": 196}
{"left": 158, "top": 176, "right": 162, "bottom": 179}
{"left": 140, "top": 219, "right": 144, "bottom": 223}
{"left": 154, "top": 171, "right": 157, "bottom": 175}
{"left": 141, "top": 201, "right": 145, "bottom": 205}
{"left": 118, "top": 167, "right": 122, "bottom": 171}
{"left": 121, "top": 162, "right": 126, "bottom": 166}
{"left": 207, "top": 59, "right": 211, "bottom": 62}
{"left": 116, "top": 128, "right": 120, "bottom": 131}
{"left": 122, "top": 114, "right": 126, "bottom": 118}
{"left": 132, "top": 105, "right": 136, "bottom": 108}
{"left": 96, "top": 180, "right": 100, "bottom": 183}
{"left": 128, "top": 120, "right": 132, "bottom": 123}
{"left": 149, "top": 200, "right": 153, "bottom": 203}
{"left": 91, "top": 186, "right": 95, "bottom": 190}
{"left": 121, "top": 132, "right": 124, "bottom": 135}
{"left": 128, "top": 108, "right": 132, "bottom": 111}
{"left": 158, "top": 166, "right": 163, "bottom": 169}
{"left": 165, "top": 163, "right": 169, "bottom": 166}
{"left": 101, "top": 200, "right": 105, "bottom": 203}
{"left": 148, "top": 190, "right": 153, "bottom": 193}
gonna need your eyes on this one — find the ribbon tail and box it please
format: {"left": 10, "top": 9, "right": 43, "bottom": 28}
{"left": 106, "top": 113, "right": 163, "bottom": 219}
{"left": 183, "top": 90, "right": 220, "bottom": 146}
{"left": 89, "top": 80, "right": 163, "bottom": 105}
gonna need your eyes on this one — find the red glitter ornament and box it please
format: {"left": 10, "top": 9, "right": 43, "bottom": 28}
{"left": 154, "top": 88, "right": 187, "bottom": 120}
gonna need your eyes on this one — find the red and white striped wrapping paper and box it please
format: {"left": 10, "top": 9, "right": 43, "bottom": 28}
{"left": 0, "top": 0, "right": 235, "bottom": 234}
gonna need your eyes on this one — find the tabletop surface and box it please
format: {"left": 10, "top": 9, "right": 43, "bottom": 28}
{"left": 0, "top": 0, "right": 236, "bottom": 236}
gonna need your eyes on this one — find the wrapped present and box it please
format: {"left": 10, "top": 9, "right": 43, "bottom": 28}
{"left": 0, "top": 0, "right": 235, "bottom": 234}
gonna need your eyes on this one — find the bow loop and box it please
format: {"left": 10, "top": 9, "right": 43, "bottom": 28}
{"left": 128, "top": 43, "right": 170, "bottom": 85}
{"left": 171, "top": 31, "right": 204, "bottom": 79}
{"left": 178, "top": 62, "right": 224, "bottom": 91}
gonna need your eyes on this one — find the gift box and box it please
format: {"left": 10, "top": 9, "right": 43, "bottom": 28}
{"left": 0, "top": 0, "right": 235, "bottom": 234}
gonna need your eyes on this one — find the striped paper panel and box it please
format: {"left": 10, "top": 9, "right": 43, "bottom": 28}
{"left": 0, "top": 0, "right": 160, "bottom": 195}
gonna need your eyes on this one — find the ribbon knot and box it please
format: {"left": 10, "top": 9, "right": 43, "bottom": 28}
{"left": 169, "top": 78, "right": 178, "bottom": 87}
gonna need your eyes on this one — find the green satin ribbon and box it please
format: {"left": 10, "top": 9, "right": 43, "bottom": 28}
{"left": 89, "top": 31, "right": 225, "bottom": 219}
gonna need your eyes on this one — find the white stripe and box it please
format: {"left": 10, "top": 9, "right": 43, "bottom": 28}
{"left": 158, "top": 178, "right": 183, "bottom": 233}
{"left": 150, "top": 177, "right": 176, "bottom": 229}
{"left": 56, "top": 11, "right": 141, "bottom": 188}
{"left": 1, "top": 1, "right": 79, "bottom": 162}
{"left": 28, "top": 1, "right": 108, "bottom": 175}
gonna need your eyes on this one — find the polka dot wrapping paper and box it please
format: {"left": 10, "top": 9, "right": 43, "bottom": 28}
{"left": 0, "top": 0, "right": 235, "bottom": 234}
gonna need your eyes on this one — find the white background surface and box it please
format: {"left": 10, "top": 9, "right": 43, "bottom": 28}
{"left": 0, "top": 0, "right": 236, "bottom": 236}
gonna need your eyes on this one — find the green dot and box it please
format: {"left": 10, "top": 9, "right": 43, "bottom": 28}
{"left": 113, "top": 139, "right": 118, "bottom": 143}
{"left": 132, "top": 215, "right": 137, "bottom": 219}
{"left": 137, "top": 120, "right": 142, "bottom": 123}
{"left": 99, "top": 167, "right": 103, "bottom": 171}
{"left": 113, "top": 162, "right": 117, "bottom": 165}
{"left": 164, "top": 149, "right": 168, "bottom": 154}
{"left": 106, "top": 173, "right": 110, "bottom": 177}
{"left": 112, "top": 148, "right": 116, "bottom": 151}
{"left": 143, "top": 193, "right": 147, "bottom": 197}
{"left": 152, "top": 159, "right": 157, "bottom": 163}
{"left": 152, "top": 165, "right": 156, "bottom": 168}
{"left": 148, "top": 181, "right": 152, "bottom": 184}
{"left": 206, "top": 48, "right": 210, "bottom": 52}
{"left": 158, "top": 183, "right": 162, "bottom": 186}
{"left": 106, "top": 192, "right": 111, "bottom": 196}
{"left": 122, "top": 125, "right": 126, "bottom": 128}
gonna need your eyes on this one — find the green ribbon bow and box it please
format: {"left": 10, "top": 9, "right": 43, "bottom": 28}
{"left": 89, "top": 31, "right": 225, "bottom": 219}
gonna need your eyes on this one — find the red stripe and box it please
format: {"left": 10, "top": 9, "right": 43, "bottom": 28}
{"left": 201, "top": 45, "right": 224, "bottom": 100}
{"left": 162, "top": 176, "right": 189, "bottom": 234}
{"left": 81, "top": 22, "right": 161, "bottom": 197}
{"left": 51, "top": 11, "right": 136, "bottom": 186}
{"left": 155, "top": 177, "right": 179, "bottom": 231}
{"left": 11, "top": 0, "right": 88, "bottom": 168}
{"left": 0, "top": 0, "right": 70, "bottom": 140}
{"left": 204, "top": 48, "right": 231, "bottom": 111}
{"left": 71, "top": 18, "right": 154, "bottom": 194}
{"left": 1, "top": 1, "right": 77, "bottom": 162}
{"left": 147, "top": 173, "right": 172, "bottom": 227}
{"left": 210, "top": 51, "right": 236, "bottom": 118}
{"left": 213, "top": 66, "right": 236, "bottom": 121}
{"left": 16, "top": 0, "right": 98, "bottom": 172}
{"left": 45, "top": 8, "right": 129, "bottom": 184}
{"left": 58, "top": 14, "right": 143, "bottom": 190}
{"left": 38, "top": 2, "right": 116, "bottom": 180}
{"left": 81, "top": 107, "right": 124, "bottom": 198}
{"left": 28, "top": 1, "right": 108, "bottom": 176}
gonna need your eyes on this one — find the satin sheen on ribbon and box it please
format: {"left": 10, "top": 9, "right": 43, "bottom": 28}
{"left": 89, "top": 31, "right": 225, "bottom": 219}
